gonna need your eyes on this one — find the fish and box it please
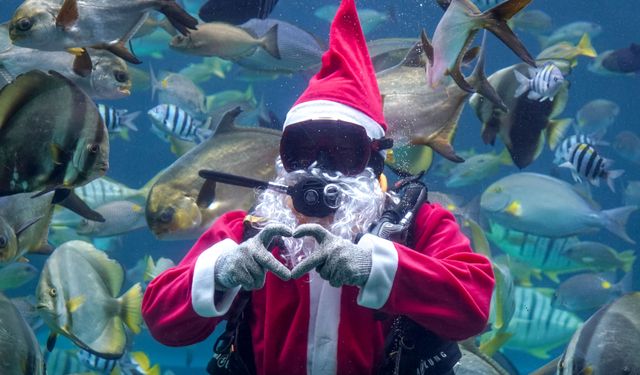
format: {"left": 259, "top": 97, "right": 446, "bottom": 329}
{"left": 130, "top": 28, "right": 173, "bottom": 60}
{"left": 541, "top": 21, "right": 602, "bottom": 48}
{"left": 314, "top": 5, "right": 392, "bottom": 35}
{"left": 485, "top": 222, "right": 582, "bottom": 282}
{"left": 469, "top": 63, "right": 573, "bottom": 169}
{"left": 0, "top": 24, "right": 132, "bottom": 100}
{"left": 456, "top": 340, "right": 518, "bottom": 375}
{"left": 556, "top": 292, "right": 640, "bottom": 375}
{"left": 11, "top": 296, "right": 44, "bottom": 333}
{"left": 9, "top": 0, "right": 198, "bottom": 67}
{"left": 494, "top": 254, "right": 542, "bottom": 287}
{"left": 509, "top": 9, "right": 553, "bottom": 36}
{"left": 74, "top": 177, "right": 150, "bottom": 208}
{"left": 553, "top": 133, "right": 604, "bottom": 164}
{"left": 206, "top": 85, "right": 257, "bottom": 114}
{"left": 178, "top": 57, "right": 233, "bottom": 83}
{"left": 445, "top": 149, "right": 512, "bottom": 188}
{"left": 170, "top": 22, "right": 281, "bottom": 60}
{"left": 427, "top": 0, "right": 535, "bottom": 91}
{"left": 575, "top": 99, "right": 620, "bottom": 138}
{"left": 514, "top": 63, "right": 565, "bottom": 102}
{"left": 98, "top": 104, "right": 139, "bottom": 141}
{"left": 431, "top": 149, "right": 478, "bottom": 177}
{"left": 481, "top": 173, "right": 638, "bottom": 243}
{"left": 367, "top": 38, "right": 419, "bottom": 72}
{"left": 150, "top": 69, "right": 207, "bottom": 119}
{"left": 624, "top": 181, "right": 640, "bottom": 206}
{"left": 0, "top": 261, "right": 38, "bottom": 290}
{"left": 234, "top": 18, "right": 325, "bottom": 74}
{"left": 145, "top": 107, "right": 281, "bottom": 240}
{"left": 199, "top": 0, "right": 279, "bottom": 24}
{"left": 384, "top": 145, "right": 433, "bottom": 177}
{"left": 148, "top": 104, "right": 214, "bottom": 143}
{"left": 0, "top": 70, "right": 108, "bottom": 222}
{"left": 36, "top": 240, "right": 143, "bottom": 358}
{"left": 587, "top": 49, "right": 635, "bottom": 77}
{"left": 553, "top": 272, "right": 630, "bottom": 312}
{"left": 559, "top": 143, "right": 624, "bottom": 191}
{"left": 76, "top": 200, "right": 147, "bottom": 238}
{"left": 601, "top": 43, "right": 640, "bottom": 73}
{"left": 536, "top": 33, "right": 597, "bottom": 67}
{"left": 503, "top": 286, "right": 583, "bottom": 359}
{"left": 485, "top": 260, "right": 516, "bottom": 337}
{"left": 0, "top": 292, "right": 45, "bottom": 375}
{"left": 613, "top": 131, "right": 640, "bottom": 164}
{"left": 561, "top": 241, "right": 636, "bottom": 273}
{"left": 378, "top": 38, "right": 501, "bottom": 163}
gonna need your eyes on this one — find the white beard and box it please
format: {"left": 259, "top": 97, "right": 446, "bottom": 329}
{"left": 252, "top": 162, "right": 386, "bottom": 267}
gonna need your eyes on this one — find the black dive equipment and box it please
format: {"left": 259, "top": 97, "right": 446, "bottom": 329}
{"left": 198, "top": 170, "right": 341, "bottom": 218}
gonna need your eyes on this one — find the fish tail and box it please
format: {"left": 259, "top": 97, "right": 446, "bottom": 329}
{"left": 118, "top": 283, "right": 143, "bottom": 334}
{"left": 259, "top": 24, "right": 281, "bottom": 60}
{"left": 513, "top": 69, "right": 530, "bottom": 98}
{"left": 546, "top": 118, "right": 573, "bottom": 150}
{"left": 480, "top": 0, "right": 536, "bottom": 67}
{"left": 619, "top": 250, "right": 636, "bottom": 273}
{"left": 577, "top": 33, "right": 597, "bottom": 58}
{"left": 606, "top": 169, "right": 624, "bottom": 193}
{"left": 470, "top": 32, "right": 506, "bottom": 111}
{"left": 119, "top": 127, "right": 130, "bottom": 141}
{"left": 156, "top": 0, "right": 199, "bottom": 36}
{"left": 120, "top": 111, "right": 140, "bottom": 132}
{"left": 601, "top": 205, "right": 638, "bottom": 244}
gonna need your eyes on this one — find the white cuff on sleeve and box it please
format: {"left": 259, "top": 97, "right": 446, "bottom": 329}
{"left": 191, "top": 238, "right": 241, "bottom": 317}
{"left": 356, "top": 233, "right": 399, "bottom": 309}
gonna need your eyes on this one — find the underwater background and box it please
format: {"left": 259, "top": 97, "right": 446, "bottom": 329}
{"left": 1, "top": 0, "right": 639, "bottom": 374}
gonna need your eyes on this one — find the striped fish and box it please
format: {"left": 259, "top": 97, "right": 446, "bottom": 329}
{"left": 553, "top": 134, "right": 596, "bottom": 164}
{"left": 78, "top": 349, "right": 119, "bottom": 373}
{"left": 503, "top": 286, "right": 583, "bottom": 359}
{"left": 147, "top": 104, "right": 213, "bottom": 143}
{"left": 97, "top": 104, "right": 139, "bottom": 140}
{"left": 74, "top": 177, "right": 143, "bottom": 207}
{"left": 514, "top": 63, "right": 565, "bottom": 102}
{"left": 560, "top": 143, "right": 624, "bottom": 192}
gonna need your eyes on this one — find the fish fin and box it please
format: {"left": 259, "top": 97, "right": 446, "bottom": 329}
{"left": 196, "top": 179, "right": 217, "bottom": 209}
{"left": 28, "top": 243, "right": 54, "bottom": 255}
{"left": 118, "top": 127, "right": 130, "bottom": 141}
{"left": 55, "top": 0, "right": 79, "bottom": 29}
{"left": 513, "top": 69, "right": 530, "bottom": 98}
{"left": 148, "top": 364, "right": 161, "bottom": 375}
{"left": 259, "top": 24, "right": 281, "bottom": 60}
{"left": 72, "top": 49, "right": 93, "bottom": 77}
{"left": 53, "top": 189, "right": 106, "bottom": 223}
{"left": 463, "top": 217, "right": 491, "bottom": 257}
{"left": 131, "top": 351, "right": 152, "bottom": 372}
{"left": 156, "top": 0, "right": 199, "bottom": 37}
{"left": 480, "top": 0, "right": 536, "bottom": 67}
{"left": 462, "top": 46, "right": 480, "bottom": 64}
{"left": 527, "top": 90, "right": 542, "bottom": 101}
{"left": 498, "top": 148, "right": 512, "bottom": 166}
{"left": 619, "top": 250, "right": 636, "bottom": 273}
{"left": 143, "top": 255, "right": 156, "bottom": 282}
{"left": 212, "top": 106, "right": 243, "bottom": 136}
{"left": 577, "top": 33, "right": 597, "bottom": 58}
{"left": 94, "top": 42, "right": 141, "bottom": 65}
{"left": 46, "top": 332, "right": 57, "bottom": 352}
{"left": 385, "top": 145, "right": 433, "bottom": 176}
{"left": 400, "top": 42, "right": 425, "bottom": 68}
{"left": 118, "top": 283, "right": 143, "bottom": 334}
{"left": 66, "top": 295, "right": 85, "bottom": 312}
{"left": 448, "top": 32, "right": 477, "bottom": 93}
{"left": 420, "top": 120, "right": 464, "bottom": 163}
{"left": 546, "top": 118, "right": 573, "bottom": 150}
{"left": 528, "top": 347, "right": 552, "bottom": 359}
{"left": 606, "top": 169, "right": 624, "bottom": 193}
{"left": 470, "top": 32, "right": 506, "bottom": 110}
{"left": 558, "top": 161, "right": 574, "bottom": 170}
{"left": 601, "top": 206, "right": 637, "bottom": 244}
{"left": 480, "top": 121, "right": 499, "bottom": 146}
{"left": 15, "top": 216, "right": 43, "bottom": 237}
{"left": 504, "top": 200, "right": 522, "bottom": 217}
{"left": 120, "top": 111, "right": 140, "bottom": 132}
{"left": 478, "top": 331, "right": 513, "bottom": 356}
{"left": 420, "top": 29, "right": 434, "bottom": 65}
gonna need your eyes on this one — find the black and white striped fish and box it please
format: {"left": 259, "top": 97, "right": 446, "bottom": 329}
{"left": 147, "top": 104, "right": 213, "bottom": 143}
{"left": 77, "top": 349, "right": 119, "bottom": 373}
{"left": 553, "top": 133, "right": 605, "bottom": 164}
{"left": 98, "top": 104, "right": 139, "bottom": 140}
{"left": 560, "top": 143, "right": 624, "bottom": 191}
{"left": 514, "top": 63, "right": 565, "bottom": 102}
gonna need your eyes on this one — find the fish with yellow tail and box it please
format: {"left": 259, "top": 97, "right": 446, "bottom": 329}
{"left": 37, "top": 240, "right": 143, "bottom": 358}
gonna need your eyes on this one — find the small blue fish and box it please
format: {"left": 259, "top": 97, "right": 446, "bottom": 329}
{"left": 98, "top": 104, "right": 139, "bottom": 140}
{"left": 560, "top": 143, "right": 624, "bottom": 191}
{"left": 553, "top": 272, "right": 630, "bottom": 312}
{"left": 514, "top": 63, "right": 565, "bottom": 102}
{"left": 148, "top": 104, "right": 213, "bottom": 143}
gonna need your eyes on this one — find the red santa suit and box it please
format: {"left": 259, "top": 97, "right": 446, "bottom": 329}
{"left": 142, "top": 0, "right": 494, "bottom": 374}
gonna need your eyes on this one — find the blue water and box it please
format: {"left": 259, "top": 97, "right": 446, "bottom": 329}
{"left": 1, "top": 0, "right": 639, "bottom": 374}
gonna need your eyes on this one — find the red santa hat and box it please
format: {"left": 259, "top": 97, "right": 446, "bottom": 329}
{"left": 283, "top": 0, "right": 387, "bottom": 140}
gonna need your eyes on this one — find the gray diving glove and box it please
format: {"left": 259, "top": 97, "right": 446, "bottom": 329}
{"left": 290, "top": 224, "right": 372, "bottom": 288}
{"left": 214, "top": 224, "right": 292, "bottom": 291}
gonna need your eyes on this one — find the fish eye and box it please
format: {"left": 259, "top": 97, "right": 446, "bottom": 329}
{"left": 16, "top": 18, "right": 33, "bottom": 32}
{"left": 0, "top": 235, "right": 6, "bottom": 247}
{"left": 493, "top": 186, "right": 503, "bottom": 193}
{"left": 159, "top": 208, "right": 174, "bottom": 223}
{"left": 49, "top": 288, "right": 57, "bottom": 297}
{"left": 553, "top": 77, "right": 558, "bottom": 82}
{"left": 87, "top": 144, "right": 100, "bottom": 153}
{"left": 114, "top": 70, "right": 129, "bottom": 83}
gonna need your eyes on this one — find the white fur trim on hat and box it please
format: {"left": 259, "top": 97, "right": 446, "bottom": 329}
{"left": 284, "top": 100, "right": 385, "bottom": 140}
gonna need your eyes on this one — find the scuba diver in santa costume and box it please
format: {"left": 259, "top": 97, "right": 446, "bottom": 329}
{"left": 141, "top": 1, "right": 495, "bottom": 374}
